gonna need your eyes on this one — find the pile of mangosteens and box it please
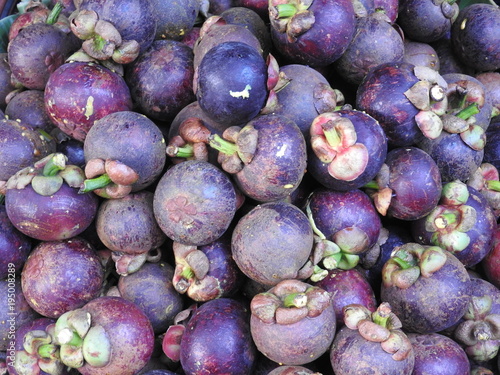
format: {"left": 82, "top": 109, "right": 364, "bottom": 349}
{"left": 0, "top": 0, "right": 500, "bottom": 374}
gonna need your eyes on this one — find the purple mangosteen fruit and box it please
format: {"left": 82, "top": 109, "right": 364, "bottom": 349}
{"left": 268, "top": 0, "right": 356, "bottom": 67}
{"left": 5, "top": 89, "right": 55, "bottom": 133}
{"left": 95, "top": 190, "right": 167, "bottom": 275}
{"left": 207, "top": 113, "right": 307, "bottom": 202}
{"left": 0, "top": 117, "right": 55, "bottom": 184}
{"left": 171, "top": 234, "right": 244, "bottom": 302}
{"left": 411, "top": 180, "right": 496, "bottom": 268}
{"left": 356, "top": 62, "right": 448, "bottom": 147}
{"left": 313, "top": 267, "right": 377, "bottom": 327}
{"left": 451, "top": 3, "right": 500, "bottom": 72}
{"left": 330, "top": 302, "right": 415, "bottom": 375}
{"left": 82, "top": 110, "right": 167, "bottom": 198}
{"left": 124, "top": 39, "right": 195, "bottom": 124}
{"left": 482, "top": 225, "right": 500, "bottom": 289}
{"left": 260, "top": 63, "right": 341, "bottom": 138}
{"left": 44, "top": 61, "right": 133, "bottom": 142}
{"left": 380, "top": 242, "right": 471, "bottom": 333}
{"left": 452, "top": 277, "right": 500, "bottom": 364}
{"left": 231, "top": 200, "right": 314, "bottom": 286}
{"left": 149, "top": 0, "right": 199, "bottom": 41}
{"left": 307, "top": 109, "right": 387, "bottom": 192}
{"left": 7, "top": 4, "right": 78, "bottom": 90}
{"left": 179, "top": 298, "right": 256, "bottom": 374}
{"left": 267, "top": 366, "right": 321, "bottom": 375}
{"left": 195, "top": 40, "right": 268, "bottom": 126}
{"left": 407, "top": 332, "right": 470, "bottom": 375}
{"left": 117, "top": 261, "right": 184, "bottom": 334}
{"left": 397, "top": 0, "right": 459, "bottom": 43}
{"left": 4, "top": 153, "right": 99, "bottom": 241}
{"left": 153, "top": 159, "right": 237, "bottom": 246}
{"left": 368, "top": 146, "right": 442, "bottom": 221}
{"left": 403, "top": 40, "right": 441, "bottom": 71}
{"left": 21, "top": 237, "right": 104, "bottom": 318}
{"left": 53, "top": 296, "right": 155, "bottom": 375}
{"left": 250, "top": 279, "right": 336, "bottom": 365}
{"left": 306, "top": 187, "right": 382, "bottom": 276}
{"left": 334, "top": 11, "right": 405, "bottom": 85}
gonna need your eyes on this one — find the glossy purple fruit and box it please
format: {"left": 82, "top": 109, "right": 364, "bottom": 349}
{"left": 5, "top": 89, "right": 55, "bottom": 133}
{"left": 55, "top": 296, "right": 155, "bottom": 375}
{"left": 153, "top": 160, "right": 237, "bottom": 246}
{"left": 195, "top": 41, "right": 267, "bottom": 126}
{"left": 21, "top": 237, "right": 104, "bottom": 318}
{"left": 269, "top": 0, "right": 356, "bottom": 67}
{"left": 380, "top": 243, "right": 471, "bottom": 333}
{"left": 44, "top": 61, "right": 133, "bottom": 142}
{"left": 451, "top": 3, "right": 500, "bottom": 72}
{"left": 179, "top": 298, "right": 256, "bottom": 374}
{"left": 411, "top": 181, "right": 496, "bottom": 268}
{"left": 313, "top": 268, "right": 377, "bottom": 326}
{"left": 125, "top": 39, "right": 195, "bottom": 123}
{"left": 307, "top": 109, "right": 388, "bottom": 192}
{"left": 117, "top": 261, "right": 184, "bottom": 334}
{"left": 231, "top": 201, "right": 314, "bottom": 286}
{"left": 408, "top": 332, "right": 470, "bottom": 375}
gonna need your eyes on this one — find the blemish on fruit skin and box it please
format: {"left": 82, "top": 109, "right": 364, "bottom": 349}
{"left": 230, "top": 84, "right": 252, "bottom": 99}
{"left": 461, "top": 18, "right": 467, "bottom": 30}
{"left": 84, "top": 96, "right": 95, "bottom": 119}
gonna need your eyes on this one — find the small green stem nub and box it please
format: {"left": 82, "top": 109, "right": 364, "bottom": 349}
{"left": 46, "top": 2, "right": 63, "bottom": 25}
{"left": 456, "top": 103, "right": 480, "bottom": 121}
{"left": 80, "top": 174, "right": 112, "bottom": 193}
{"left": 283, "top": 292, "right": 307, "bottom": 308}
{"left": 485, "top": 180, "right": 500, "bottom": 192}
{"left": 363, "top": 180, "right": 380, "bottom": 190}
{"left": 180, "top": 267, "right": 195, "bottom": 280}
{"left": 275, "top": 3, "right": 298, "bottom": 18}
{"left": 174, "top": 145, "right": 194, "bottom": 159}
{"left": 65, "top": 331, "right": 84, "bottom": 347}
{"left": 323, "top": 126, "right": 341, "bottom": 148}
{"left": 434, "top": 212, "right": 458, "bottom": 228}
{"left": 38, "top": 343, "right": 59, "bottom": 360}
{"left": 391, "top": 257, "right": 412, "bottom": 270}
{"left": 43, "top": 155, "right": 66, "bottom": 177}
{"left": 372, "top": 313, "right": 390, "bottom": 328}
{"left": 208, "top": 134, "right": 239, "bottom": 156}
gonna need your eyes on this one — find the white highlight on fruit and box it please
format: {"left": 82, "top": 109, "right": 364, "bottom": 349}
{"left": 229, "top": 84, "right": 252, "bottom": 99}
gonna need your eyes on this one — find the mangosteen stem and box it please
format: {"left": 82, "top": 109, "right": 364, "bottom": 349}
{"left": 485, "top": 180, "right": 500, "bottom": 192}
{"left": 283, "top": 292, "right": 307, "bottom": 308}
{"left": 43, "top": 154, "right": 66, "bottom": 177}
{"left": 168, "top": 144, "right": 194, "bottom": 159}
{"left": 456, "top": 103, "right": 480, "bottom": 120}
{"left": 208, "top": 134, "right": 239, "bottom": 157}
{"left": 274, "top": 3, "right": 298, "bottom": 18}
{"left": 372, "top": 313, "right": 390, "bottom": 328}
{"left": 38, "top": 344, "right": 60, "bottom": 360}
{"left": 46, "top": 2, "right": 63, "bottom": 25}
{"left": 180, "top": 267, "right": 195, "bottom": 280}
{"left": 434, "top": 212, "right": 457, "bottom": 228}
{"left": 363, "top": 180, "right": 380, "bottom": 190}
{"left": 80, "top": 174, "right": 112, "bottom": 193}
{"left": 322, "top": 124, "right": 342, "bottom": 148}
{"left": 391, "top": 257, "right": 412, "bottom": 270}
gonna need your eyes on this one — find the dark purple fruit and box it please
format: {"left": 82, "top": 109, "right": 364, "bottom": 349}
{"left": 195, "top": 41, "right": 268, "bottom": 126}
{"left": 149, "top": 0, "right": 199, "bottom": 40}
{"left": 179, "top": 298, "right": 256, "bottom": 374}
{"left": 44, "top": 61, "right": 133, "bottom": 142}
{"left": 5, "top": 89, "right": 55, "bottom": 133}
{"left": 21, "top": 237, "right": 104, "bottom": 318}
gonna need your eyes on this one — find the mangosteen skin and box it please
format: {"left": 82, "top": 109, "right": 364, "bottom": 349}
{"left": 330, "top": 325, "right": 415, "bottom": 375}
{"left": 44, "top": 62, "right": 133, "bottom": 142}
{"left": 21, "top": 237, "right": 104, "bottom": 319}
{"left": 153, "top": 160, "right": 237, "bottom": 246}
{"left": 195, "top": 41, "right": 268, "bottom": 126}
{"left": 76, "top": 296, "right": 156, "bottom": 375}
{"left": 125, "top": 39, "right": 196, "bottom": 123}
{"left": 407, "top": 332, "right": 470, "bottom": 375}
{"left": 84, "top": 110, "right": 167, "bottom": 192}
{"left": 5, "top": 90, "right": 55, "bottom": 133}
{"left": 7, "top": 22, "right": 77, "bottom": 90}
{"left": 231, "top": 201, "right": 314, "bottom": 286}
{"left": 451, "top": 3, "right": 500, "bottom": 72}
{"left": 380, "top": 251, "right": 471, "bottom": 334}
{"left": 356, "top": 62, "right": 422, "bottom": 147}
{"left": 179, "top": 298, "right": 257, "bottom": 375}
